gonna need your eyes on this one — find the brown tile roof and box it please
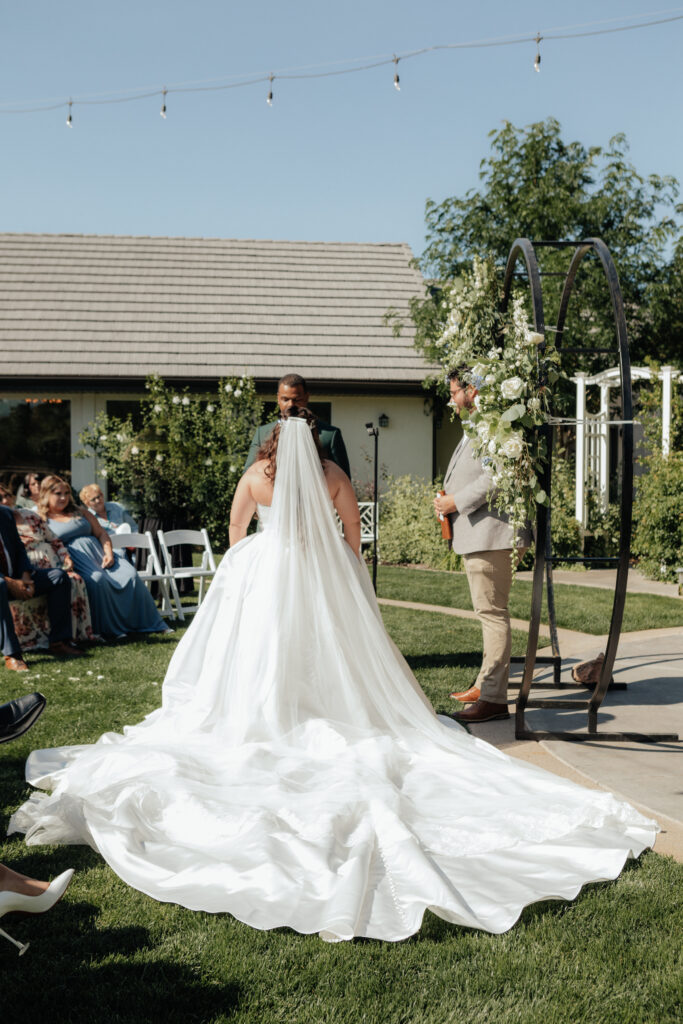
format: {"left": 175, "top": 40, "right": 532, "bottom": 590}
{"left": 0, "top": 233, "right": 431, "bottom": 386}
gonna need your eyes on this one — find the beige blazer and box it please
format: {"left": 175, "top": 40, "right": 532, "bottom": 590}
{"left": 443, "top": 437, "right": 532, "bottom": 555}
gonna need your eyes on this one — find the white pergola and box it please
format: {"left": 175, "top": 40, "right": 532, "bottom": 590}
{"left": 571, "top": 365, "right": 682, "bottom": 526}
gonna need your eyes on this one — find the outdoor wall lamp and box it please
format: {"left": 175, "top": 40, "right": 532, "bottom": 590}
{"left": 378, "top": 413, "right": 389, "bottom": 428}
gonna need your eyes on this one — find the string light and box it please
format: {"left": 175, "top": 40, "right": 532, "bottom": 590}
{"left": 1, "top": 10, "right": 681, "bottom": 120}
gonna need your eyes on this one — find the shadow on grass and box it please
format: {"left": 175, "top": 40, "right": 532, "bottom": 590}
{"left": 403, "top": 651, "right": 482, "bottom": 671}
{"left": 5, "top": 922, "right": 242, "bottom": 1024}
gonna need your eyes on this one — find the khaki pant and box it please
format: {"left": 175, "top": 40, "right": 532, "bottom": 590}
{"left": 463, "top": 548, "right": 526, "bottom": 704}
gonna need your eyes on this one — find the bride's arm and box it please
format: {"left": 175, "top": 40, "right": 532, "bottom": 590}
{"left": 327, "top": 464, "right": 361, "bottom": 555}
{"left": 229, "top": 473, "right": 257, "bottom": 546}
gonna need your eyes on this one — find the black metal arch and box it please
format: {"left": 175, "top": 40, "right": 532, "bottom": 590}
{"left": 501, "top": 237, "right": 677, "bottom": 743}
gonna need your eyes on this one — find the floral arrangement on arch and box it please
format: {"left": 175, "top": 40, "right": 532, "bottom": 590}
{"left": 435, "top": 255, "right": 563, "bottom": 545}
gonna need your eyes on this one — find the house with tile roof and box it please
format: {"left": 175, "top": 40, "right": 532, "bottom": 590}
{"left": 0, "top": 233, "right": 460, "bottom": 494}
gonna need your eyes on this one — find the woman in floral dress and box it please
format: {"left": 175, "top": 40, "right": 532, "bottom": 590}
{"left": 0, "top": 484, "right": 98, "bottom": 649}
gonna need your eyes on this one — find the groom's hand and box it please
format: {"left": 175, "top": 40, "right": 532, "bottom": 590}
{"left": 434, "top": 494, "right": 457, "bottom": 517}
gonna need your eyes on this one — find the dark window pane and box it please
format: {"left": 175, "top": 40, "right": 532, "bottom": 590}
{"left": 0, "top": 398, "right": 71, "bottom": 483}
{"left": 106, "top": 400, "right": 143, "bottom": 431}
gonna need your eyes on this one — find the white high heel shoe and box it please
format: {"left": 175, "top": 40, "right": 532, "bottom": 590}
{"left": 0, "top": 869, "right": 74, "bottom": 955}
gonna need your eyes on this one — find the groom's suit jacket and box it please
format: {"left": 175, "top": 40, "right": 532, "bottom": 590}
{"left": 443, "top": 436, "right": 532, "bottom": 555}
{"left": 245, "top": 418, "right": 351, "bottom": 478}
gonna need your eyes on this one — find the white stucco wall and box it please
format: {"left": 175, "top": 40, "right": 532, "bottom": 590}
{"left": 319, "top": 394, "right": 434, "bottom": 491}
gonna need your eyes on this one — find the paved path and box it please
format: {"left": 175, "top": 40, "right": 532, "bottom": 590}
{"left": 516, "top": 567, "right": 679, "bottom": 598}
{"left": 378, "top": 591, "right": 683, "bottom": 861}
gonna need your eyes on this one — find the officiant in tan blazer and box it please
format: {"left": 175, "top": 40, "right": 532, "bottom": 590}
{"left": 434, "top": 370, "right": 531, "bottom": 724}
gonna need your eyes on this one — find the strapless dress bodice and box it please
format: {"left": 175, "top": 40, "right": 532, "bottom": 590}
{"left": 257, "top": 503, "right": 272, "bottom": 528}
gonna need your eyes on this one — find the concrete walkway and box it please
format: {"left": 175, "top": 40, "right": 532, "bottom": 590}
{"left": 516, "top": 566, "right": 679, "bottom": 598}
{"left": 378, "top": 583, "right": 683, "bottom": 861}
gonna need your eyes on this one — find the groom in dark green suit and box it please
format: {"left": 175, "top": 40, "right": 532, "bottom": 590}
{"left": 245, "top": 374, "right": 351, "bottom": 478}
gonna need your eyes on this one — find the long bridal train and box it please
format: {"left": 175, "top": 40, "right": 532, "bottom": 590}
{"left": 9, "top": 419, "right": 657, "bottom": 942}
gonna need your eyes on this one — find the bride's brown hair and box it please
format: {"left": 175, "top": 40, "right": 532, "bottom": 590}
{"left": 256, "top": 407, "right": 325, "bottom": 481}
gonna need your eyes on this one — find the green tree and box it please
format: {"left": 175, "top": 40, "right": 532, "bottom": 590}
{"left": 411, "top": 118, "right": 682, "bottom": 371}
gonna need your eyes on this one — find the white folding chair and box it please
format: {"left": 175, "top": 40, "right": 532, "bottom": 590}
{"left": 110, "top": 531, "right": 179, "bottom": 619}
{"left": 157, "top": 528, "right": 217, "bottom": 622}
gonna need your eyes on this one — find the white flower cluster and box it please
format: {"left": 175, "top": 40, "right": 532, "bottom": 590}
{"left": 435, "top": 256, "right": 563, "bottom": 550}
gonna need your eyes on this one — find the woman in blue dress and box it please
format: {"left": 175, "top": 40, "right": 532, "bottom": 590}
{"left": 37, "top": 476, "right": 170, "bottom": 639}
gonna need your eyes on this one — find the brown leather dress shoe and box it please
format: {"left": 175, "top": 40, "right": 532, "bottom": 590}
{"left": 4, "top": 655, "right": 29, "bottom": 672}
{"left": 48, "top": 640, "right": 86, "bottom": 659}
{"left": 451, "top": 699, "right": 510, "bottom": 724}
{"left": 449, "top": 685, "right": 480, "bottom": 703}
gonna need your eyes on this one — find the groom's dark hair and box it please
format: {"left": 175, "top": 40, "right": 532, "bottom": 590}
{"left": 278, "top": 373, "right": 308, "bottom": 391}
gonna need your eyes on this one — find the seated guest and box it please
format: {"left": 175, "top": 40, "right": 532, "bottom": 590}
{"left": 79, "top": 484, "right": 138, "bottom": 535}
{"left": 0, "top": 505, "right": 83, "bottom": 672}
{"left": 15, "top": 472, "right": 44, "bottom": 511}
{"left": 0, "top": 485, "right": 98, "bottom": 647}
{"left": 38, "top": 476, "right": 170, "bottom": 639}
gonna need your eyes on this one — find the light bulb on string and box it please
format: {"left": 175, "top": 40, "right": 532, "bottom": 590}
{"left": 533, "top": 34, "right": 542, "bottom": 72}
{"left": 267, "top": 74, "right": 274, "bottom": 107}
{"left": 66, "top": 99, "right": 73, "bottom": 127}
{"left": 393, "top": 55, "right": 400, "bottom": 91}
{"left": 160, "top": 87, "right": 167, "bottom": 119}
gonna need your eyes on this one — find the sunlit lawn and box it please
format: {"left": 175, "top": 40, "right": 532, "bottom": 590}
{"left": 377, "top": 566, "right": 683, "bottom": 635}
{"left": 1, "top": 584, "right": 681, "bottom": 1023}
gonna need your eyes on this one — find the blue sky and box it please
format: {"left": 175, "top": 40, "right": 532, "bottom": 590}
{"left": 2, "top": 1, "right": 682, "bottom": 259}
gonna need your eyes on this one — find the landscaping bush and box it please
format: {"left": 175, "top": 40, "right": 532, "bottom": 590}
{"left": 632, "top": 449, "right": 683, "bottom": 581}
{"left": 77, "top": 374, "right": 263, "bottom": 550}
{"left": 379, "top": 475, "right": 462, "bottom": 571}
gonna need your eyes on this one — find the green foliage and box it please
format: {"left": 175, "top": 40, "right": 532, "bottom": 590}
{"left": 632, "top": 450, "right": 683, "bottom": 581}
{"left": 411, "top": 118, "right": 682, "bottom": 371}
{"left": 77, "top": 375, "right": 263, "bottom": 549}
{"left": 630, "top": 372, "right": 683, "bottom": 582}
{"left": 379, "top": 475, "right": 461, "bottom": 571}
{"left": 549, "top": 448, "right": 582, "bottom": 558}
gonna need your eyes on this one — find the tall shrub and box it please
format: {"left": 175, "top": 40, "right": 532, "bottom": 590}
{"left": 379, "top": 476, "right": 461, "bottom": 571}
{"left": 77, "top": 375, "right": 263, "bottom": 550}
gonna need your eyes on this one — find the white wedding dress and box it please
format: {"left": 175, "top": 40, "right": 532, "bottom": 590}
{"left": 9, "top": 419, "right": 656, "bottom": 942}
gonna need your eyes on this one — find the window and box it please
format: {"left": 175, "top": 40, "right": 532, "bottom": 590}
{"left": 0, "top": 397, "right": 71, "bottom": 487}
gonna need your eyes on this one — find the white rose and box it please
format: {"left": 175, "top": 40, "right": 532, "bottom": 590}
{"left": 527, "top": 396, "right": 541, "bottom": 413}
{"left": 477, "top": 421, "right": 490, "bottom": 440}
{"left": 487, "top": 440, "right": 497, "bottom": 455}
{"left": 234, "top": 388, "right": 242, "bottom": 398}
{"left": 182, "top": 396, "right": 190, "bottom": 406}
{"left": 99, "top": 434, "right": 107, "bottom": 442}
{"left": 473, "top": 395, "right": 481, "bottom": 410}
{"left": 153, "top": 404, "right": 163, "bottom": 414}
{"left": 501, "top": 435, "right": 524, "bottom": 459}
{"left": 485, "top": 374, "right": 496, "bottom": 385}
{"left": 225, "top": 384, "right": 233, "bottom": 394}
{"left": 99, "top": 468, "right": 108, "bottom": 478}
{"left": 500, "top": 377, "right": 525, "bottom": 400}
{"left": 529, "top": 332, "right": 544, "bottom": 346}
{"left": 156, "top": 453, "right": 164, "bottom": 463}
{"left": 206, "top": 404, "right": 215, "bottom": 413}
{"left": 116, "top": 433, "right": 123, "bottom": 442}
{"left": 229, "top": 464, "right": 237, "bottom": 473}
{"left": 204, "top": 457, "right": 213, "bottom": 466}
{"left": 130, "top": 445, "right": 139, "bottom": 455}
{"left": 172, "top": 396, "right": 181, "bottom": 405}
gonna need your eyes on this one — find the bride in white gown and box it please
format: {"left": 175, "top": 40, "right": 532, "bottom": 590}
{"left": 9, "top": 409, "right": 656, "bottom": 942}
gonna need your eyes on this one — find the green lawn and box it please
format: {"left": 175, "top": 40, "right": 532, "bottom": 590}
{"left": 1, "top": 608, "right": 681, "bottom": 1023}
{"left": 378, "top": 566, "right": 683, "bottom": 635}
